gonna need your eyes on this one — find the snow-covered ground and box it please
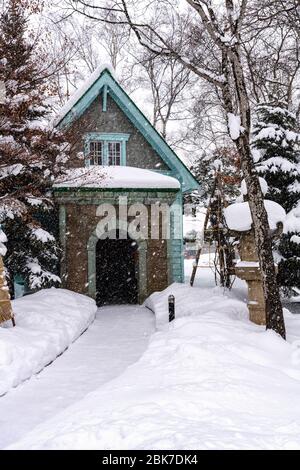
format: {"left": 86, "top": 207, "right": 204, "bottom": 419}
{"left": 0, "top": 305, "right": 154, "bottom": 448}
{"left": 6, "top": 294, "right": 300, "bottom": 449}
{"left": 184, "top": 257, "right": 247, "bottom": 303}
{"left": 3, "top": 262, "right": 300, "bottom": 450}
{"left": 0, "top": 289, "right": 96, "bottom": 397}
{"left": 1, "top": 260, "right": 300, "bottom": 450}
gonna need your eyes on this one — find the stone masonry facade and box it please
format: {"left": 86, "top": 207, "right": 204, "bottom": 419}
{"left": 55, "top": 85, "right": 185, "bottom": 304}
{"left": 67, "top": 93, "right": 170, "bottom": 171}
{"left": 55, "top": 189, "right": 181, "bottom": 303}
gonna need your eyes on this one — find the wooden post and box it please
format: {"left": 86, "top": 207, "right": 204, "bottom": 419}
{"left": 0, "top": 256, "right": 15, "bottom": 326}
{"left": 168, "top": 294, "right": 175, "bottom": 322}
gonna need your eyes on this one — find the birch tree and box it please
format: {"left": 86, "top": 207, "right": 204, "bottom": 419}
{"left": 68, "top": 0, "right": 288, "bottom": 338}
{"left": 133, "top": 51, "right": 191, "bottom": 139}
{"left": 173, "top": 3, "right": 287, "bottom": 337}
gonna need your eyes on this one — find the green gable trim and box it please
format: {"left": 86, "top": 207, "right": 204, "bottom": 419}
{"left": 56, "top": 69, "right": 199, "bottom": 193}
{"left": 84, "top": 132, "right": 130, "bottom": 141}
{"left": 57, "top": 73, "right": 109, "bottom": 129}
{"left": 102, "top": 84, "right": 108, "bottom": 112}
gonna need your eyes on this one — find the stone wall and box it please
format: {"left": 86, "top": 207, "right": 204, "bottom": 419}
{"left": 67, "top": 94, "right": 170, "bottom": 171}
{"left": 56, "top": 189, "right": 179, "bottom": 303}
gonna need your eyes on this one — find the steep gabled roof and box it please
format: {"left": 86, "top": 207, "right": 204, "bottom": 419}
{"left": 56, "top": 66, "right": 199, "bottom": 193}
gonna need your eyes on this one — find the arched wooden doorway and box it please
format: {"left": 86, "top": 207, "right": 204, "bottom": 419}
{"left": 95, "top": 233, "right": 138, "bottom": 306}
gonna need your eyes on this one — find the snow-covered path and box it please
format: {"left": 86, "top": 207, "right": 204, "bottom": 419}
{"left": 0, "top": 305, "right": 154, "bottom": 449}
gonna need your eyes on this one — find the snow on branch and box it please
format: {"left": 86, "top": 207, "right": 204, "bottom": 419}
{"left": 30, "top": 228, "right": 55, "bottom": 244}
{"left": 256, "top": 157, "right": 299, "bottom": 175}
{"left": 0, "top": 164, "right": 24, "bottom": 180}
{"left": 26, "top": 260, "right": 60, "bottom": 290}
{"left": 179, "top": 56, "right": 226, "bottom": 85}
{"left": 284, "top": 202, "right": 300, "bottom": 235}
{"left": 0, "top": 226, "right": 7, "bottom": 256}
{"left": 228, "top": 113, "right": 244, "bottom": 140}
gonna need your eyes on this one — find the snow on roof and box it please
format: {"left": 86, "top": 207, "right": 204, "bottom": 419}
{"left": 54, "top": 64, "right": 115, "bottom": 126}
{"left": 54, "top": 166, "right": 181, "bottom": 190}
{"left": 224, "top": 200, "right": 286, "bottom": 232}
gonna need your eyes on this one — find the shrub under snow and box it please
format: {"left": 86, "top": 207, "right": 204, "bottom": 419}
{"left": 0, "top": 288, "right": 96, "bottom": 396}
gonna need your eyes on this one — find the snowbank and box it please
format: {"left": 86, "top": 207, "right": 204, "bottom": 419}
{"left": 0, "top": 289, "right": 96, "bottom": 396}
{"left": 54, "top": 166, "right": 180, "bottom": 190}
{"left": 7, "top": 285, "right": 300, "bottom": 450}
{"left": 145, "top": 282, "right": 248, "bottom": 328}
{"left": 224, "top": 200, "right": 286, "bottom": 232}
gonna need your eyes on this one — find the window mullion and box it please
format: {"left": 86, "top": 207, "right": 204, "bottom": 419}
{"left": 104, "top": 141, "right": 108, "bottom": 165}
{"left": 121, "top": 141, "right": 126, "bottom": 166}
{"left": 85, "top": 139, "right": 90, "bottom": 167}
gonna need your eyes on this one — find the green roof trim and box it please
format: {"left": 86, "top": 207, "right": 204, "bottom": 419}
{"left": 56, "top": 68, "right": 199, "bottom": 193}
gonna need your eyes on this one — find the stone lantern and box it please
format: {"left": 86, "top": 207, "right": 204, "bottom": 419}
{"left": 235, "top": 230, "right": 271, "bottom": 325}
{"left": 224, "top": 192, "right": 285, "bottom": 326}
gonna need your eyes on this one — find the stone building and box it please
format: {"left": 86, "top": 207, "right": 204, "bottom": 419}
{"left": 54, "top": 66, "right": 199, "bottom": 306}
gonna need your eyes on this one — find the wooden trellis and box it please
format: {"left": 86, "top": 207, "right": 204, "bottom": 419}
{"left": 190, "top": 172, "right": 236, "bottom": 289}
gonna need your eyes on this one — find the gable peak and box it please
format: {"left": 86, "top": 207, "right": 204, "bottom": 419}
{"left": 55, "top": 64, "right": 115, "bottom": 126}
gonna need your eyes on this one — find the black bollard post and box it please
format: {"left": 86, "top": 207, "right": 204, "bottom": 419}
{"left": 168, "top": 294, "right": 175, "bottom": 322}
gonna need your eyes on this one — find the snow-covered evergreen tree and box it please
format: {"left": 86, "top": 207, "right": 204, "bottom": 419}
{"left": 253, "top": 103, "right": 300, "bottom": 292}
{"left": 0, "top": 0, "right": 69, "bottom": 295}
{"left": 278, "top": 201, "right": 300, "bottom": 291}
{"left": 253, "top": 104, "right": 300, "bottom": 211}
{"left": 186, "top": 146, "right": 241, "bottom": 209}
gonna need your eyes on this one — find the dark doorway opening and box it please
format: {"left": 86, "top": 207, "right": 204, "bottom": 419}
{"left": 96, "top": 234, "right": 138, "bottom": 306}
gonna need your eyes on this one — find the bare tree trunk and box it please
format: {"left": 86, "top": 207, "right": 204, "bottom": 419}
{"left": 161, "top": 119, "right": 167, "bottom": 140}
{"left": 238, "top": 134, "right": 286, "bottom": 338}
{"left": 228, "top": 46, "right": 286, "bottom": 338}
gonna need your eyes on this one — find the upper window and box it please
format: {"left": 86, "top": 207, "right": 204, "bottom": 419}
{"left": 85, "top": 133, "right": 130, "bottom": 167}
